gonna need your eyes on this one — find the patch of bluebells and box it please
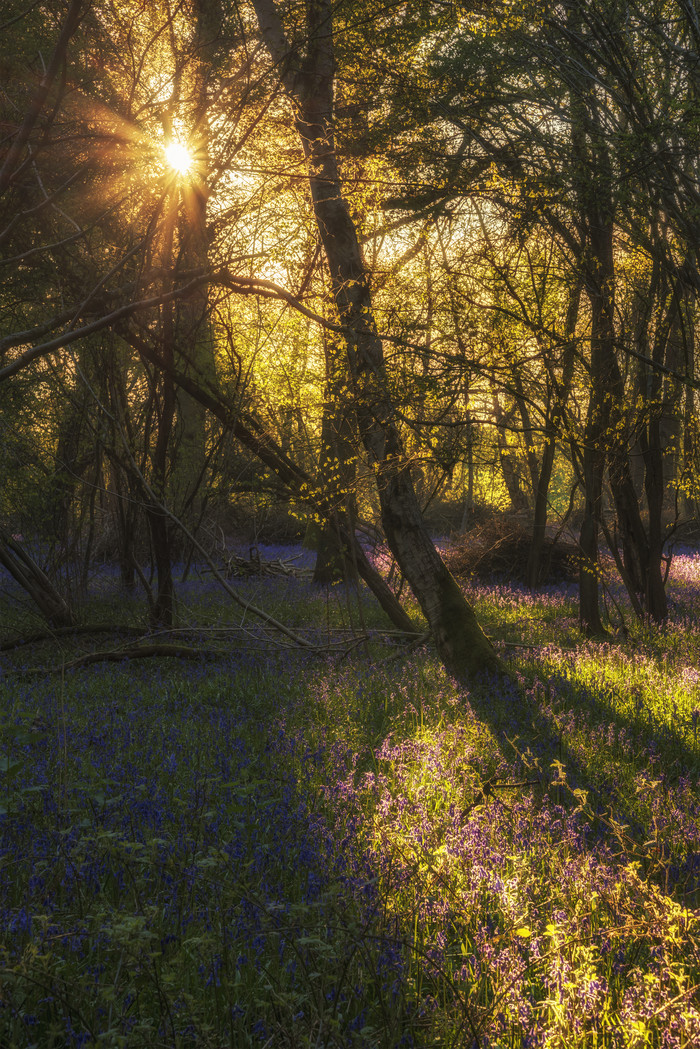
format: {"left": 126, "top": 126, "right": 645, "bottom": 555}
{"left": 0, "top": 654, "right": 407, "bottom": 1048}
{"left": 297, "top": 651, "right": 700, "bottom": 1046}
{"left": 4, "top": 548, "right": 700, "bottom": 1045}
{"left": 658, "top": 547, "right": 700, "bottom": 623}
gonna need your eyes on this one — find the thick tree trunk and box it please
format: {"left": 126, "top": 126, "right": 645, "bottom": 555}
{"left": 571, "top": 82, "right": 651, "bottom": 629}
{"left": 680, "top": 282, "right": 697, "bottom": 521}
{"left": 147, "top": 208, "right": 177, "bottom": 628}
{"left": 581, "top": 223, "right": 660, "bottom": 629}
{"left": 103, "top": 338, "right": 143, "bottom": 591}
{"left": 169, "top": 0, "right": 220, "bottom": 530}
{"left": 636, "top": 270, "right": 677, "bottom": 623}
{"left": 250, "top": 0, "right": 501, "bottom": 681}
{"left": 568, "top": 50, "right": 611, "bottom": 635}
{"left": 579, "top": 222, "right": 614, "bottom": 636}
{"left": 147, "top": 382, "right": 176, "bottom": 628}
{"left": 596, "top": 230, "right": 667, "bottom": 624}
{"left": 568, "top": 25, "right": 668, "bottom": 628}
{"left": 579, "top": 452, "right": 606, "bottom": 635}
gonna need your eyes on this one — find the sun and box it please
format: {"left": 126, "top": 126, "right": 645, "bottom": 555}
{"left": 164, "top": 140, "right": 193, "bottom": 175}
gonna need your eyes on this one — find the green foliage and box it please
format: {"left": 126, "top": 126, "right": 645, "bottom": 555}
{"left": 2, "top": 556, "right": 700, "bottom": 1045}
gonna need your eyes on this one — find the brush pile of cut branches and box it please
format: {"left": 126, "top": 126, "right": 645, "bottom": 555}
{"left": 444, "top": 517, "right": 578, "bottom": 586}
{"left": 222, "top": 550, "right": 312, "bottom": 580}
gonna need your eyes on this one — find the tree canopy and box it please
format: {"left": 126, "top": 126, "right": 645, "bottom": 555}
{"left": 1, "top": 0, "right": 699, "bottom": 677}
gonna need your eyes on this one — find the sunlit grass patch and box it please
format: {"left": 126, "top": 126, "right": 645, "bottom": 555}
{"left": 331, "top": 664, "right": 700, "bottom": 1047}
{"left": 465, "top": 579, "right": 581, "bottom": 650}
{"left": 2, "top": 553, "right": 700, "bottom": 1046}
{"left": 668, "top": 548, "right": 700, "bottom": 587}
{"left": 284, "top": 593, "right": 700, "bottom": 1045}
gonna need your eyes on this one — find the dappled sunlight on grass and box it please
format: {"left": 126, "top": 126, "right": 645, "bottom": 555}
{"left": 2, "top": 549, "right": 700, "bottom": 1044}
{"left": 295, "top": 660, "right": 700, "bottom": 1046}
{"left": 464, "top": 579, "right": 581, "bottom": 651}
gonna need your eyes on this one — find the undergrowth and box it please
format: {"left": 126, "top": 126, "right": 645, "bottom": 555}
{"left": 0, "top": 547, "right": 699, "bottom": 1046}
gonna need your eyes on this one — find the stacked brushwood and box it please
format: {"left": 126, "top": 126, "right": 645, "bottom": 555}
{"left": 444, "top": 517, "right": 578, "bottom": 585}
{"left": 223, "top": 549, "right": 312, "bottom": 580}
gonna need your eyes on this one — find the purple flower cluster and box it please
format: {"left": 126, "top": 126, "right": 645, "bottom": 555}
{"left": 3, "top": 543, "right": 700, "bottom": 1045}
{"left": 0, "top": 655, "right": 414, "bottom": 1047}
{"left": 295, "top": 640, "right": 700, "bottom": 1046}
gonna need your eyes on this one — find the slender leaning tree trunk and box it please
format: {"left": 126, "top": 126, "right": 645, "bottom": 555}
{"left": 121, "top": 320, "right": 420, "bottom": 634}
{"left": 170, "top": 0, "right": 220, "bottom": 530}
{"left": 250, "top": 0, "right": 500, "bottom": 681}
{"left": 0, "top": 528, "right": 73, "bottom": 628}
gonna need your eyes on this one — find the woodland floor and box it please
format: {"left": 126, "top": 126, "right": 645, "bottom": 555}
{"left": 0, "top": 543, "right": 699, "bottom": 1047}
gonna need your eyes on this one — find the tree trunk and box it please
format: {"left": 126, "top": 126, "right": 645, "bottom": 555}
{"left": 527, "top": 283, "right": 581, "bottom": 589}
{"left": 680, "top": 279, "right": 697, "bottom": 521}
{"left": 579, "top": 221, "right": 614, "bottom": 636}
{"left": 250, "top": 0, "right": 501, "bottom": 681}
{"left": 169, "top": 0, "right": 220, "bottom": 531}
{"left": 492, "top": 393, "right": 529, "bottom": 513}
{"left": 636, "top": 263, "right": 677, "bottom": 623}
{"left": 0, "top": 528, "right": 73, "bottom": 627}
{"left": 147, "top": 204, "right": 177, "bottom": 628}
{"left": 567, "top": 4, "right": 668, "bottom": 628}
{"left": 313, "top": 339, "right": 357, "bottom": 584}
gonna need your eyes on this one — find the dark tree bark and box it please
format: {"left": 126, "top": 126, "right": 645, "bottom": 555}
{"left": 0, "top": 528, "right": 73, "bottom": 628}
{"left": 579, "top": 199, "right": 668, "bottom": 628}
{"left": 579, "top": 213, "right": 616, "bottom": 635}
{"left": 527, "top": 283, "right": 581, "bottom": 589}
{"left": 312, "top": 340, "right": 357, "bottom": 585}
{"left": 169, "top": 0, "right": 221, "bottom": 530}
{"left": 145, "top": 204, "right": 178, "bottom": 628}
{"left": 250, "top": 0, "right": 500, "bottom": 681}
{"left": 565, "top": 5, "right": 670, "bottom": 630}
